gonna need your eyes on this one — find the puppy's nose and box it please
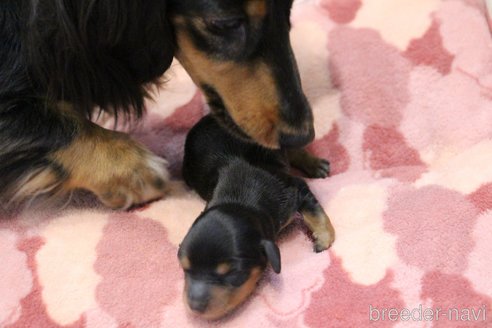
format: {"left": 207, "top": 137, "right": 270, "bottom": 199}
{"left": 189, "top": 299, "right": 208, "bottom": 313}
{"left": 188, "top": 281, "right": 210, "bottom": 313}
{"left": 279, "top": 128, "right": 314, "bottom": 148}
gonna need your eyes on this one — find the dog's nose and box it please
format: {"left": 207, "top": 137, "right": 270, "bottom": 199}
{"left": 279, "top": 128, "right": 314, "bottom": 148}
{"left": 187, "top": 281, "right": 210, "bottom": 313}
{"left": 189, "top": 298, "right": 208, "bottom": 313}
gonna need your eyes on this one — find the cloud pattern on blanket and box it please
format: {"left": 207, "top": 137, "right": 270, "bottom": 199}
{"left": 1, "top": 0, "right": 492, "bottom": 327}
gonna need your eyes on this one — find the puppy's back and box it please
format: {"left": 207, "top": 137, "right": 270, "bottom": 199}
{"left": 209, "top": 158, "right": 298, "bottom": 226}
{"left": 183, "top": 116, "right": 234, "bottom": 200}
{"left": 183, "top": 115, "right": 287, "bottom": 201}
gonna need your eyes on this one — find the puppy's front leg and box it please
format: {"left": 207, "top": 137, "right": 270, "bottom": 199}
{"left": 286, "top": 148, "right": 330, "bottom": 179}
{"left": 301, "top": 202, "right": 335, "bottom": 253}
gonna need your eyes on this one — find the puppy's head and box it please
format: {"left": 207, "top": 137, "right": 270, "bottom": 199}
{"left": 168, "top": 0, "right": 314, "bottom": 149}
{"left": 178, "top": 206, "right": 280, "bottom": 320}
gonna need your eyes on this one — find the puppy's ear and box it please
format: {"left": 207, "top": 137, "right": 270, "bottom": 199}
{"left": 261, "top": 240, "right": 281, "bottom": 274}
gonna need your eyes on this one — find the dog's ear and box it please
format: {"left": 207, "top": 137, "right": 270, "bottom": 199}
{"left": 261, "top": 240, "right": 281, "bottom": 273}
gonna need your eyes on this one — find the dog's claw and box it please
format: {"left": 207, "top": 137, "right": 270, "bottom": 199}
{"left": 305, "top": 158, "right": 330, "bottom": 179}
{"left": 317, "top": 160, "right": 330, "bottom": 178}
{"left": 316, "top": 169, "right": 328, "bottom": 179}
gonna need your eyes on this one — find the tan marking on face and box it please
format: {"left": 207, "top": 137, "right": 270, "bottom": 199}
{"left": 180, "top": 256, "right": 191, "bottom": 271}
{"left": 216, "top": 263, "right": 231, "bottom": 275}
{"left": 184, "top": 267, "right": 263, "bottom": 320}
{"left": 172, "top": 18, "right": 281, "bottom": 148}
{"left": 226, "top": 266, "right": 262, "bottom": 309}
{"left": 302, "top": 207, "right": 335, "bottom": 251}
{"left": 245, "top": 0, "right": 267, "bottom": 18}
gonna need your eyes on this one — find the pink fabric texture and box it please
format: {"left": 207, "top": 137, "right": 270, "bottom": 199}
{"left": 1, "top": 0, "right": 492, "bottom": 326}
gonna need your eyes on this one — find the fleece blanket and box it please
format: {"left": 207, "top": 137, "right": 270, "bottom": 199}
{"left": 2, "top": 0, "right": 492, "bottom": 327}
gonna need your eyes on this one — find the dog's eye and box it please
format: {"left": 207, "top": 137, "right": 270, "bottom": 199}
{"left": 206, "top": 18, "right": 244, "bottom": 33}
{"left": 223, "top": 271, "right": 250, "bottom": 287}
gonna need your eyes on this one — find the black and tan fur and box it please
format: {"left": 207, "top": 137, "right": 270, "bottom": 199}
{"left": 179, "top": 115, "right": 335, "bottom": 320}
{"left": 1, "top": 0, "right": 313, "bottom": 210}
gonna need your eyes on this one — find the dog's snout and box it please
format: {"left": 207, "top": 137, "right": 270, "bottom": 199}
{"left": 187, "top": 281, "right": 210, "bottom": 313}
{"left": 276, "top": 72, "right": 314, "bottom": 148}
{"left": 189, "top": 299, "right": 208, "bottom": 313}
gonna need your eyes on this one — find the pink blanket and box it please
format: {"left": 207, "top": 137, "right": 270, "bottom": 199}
{"left": 2, "top": 0, "right": 492, "bottom": 327}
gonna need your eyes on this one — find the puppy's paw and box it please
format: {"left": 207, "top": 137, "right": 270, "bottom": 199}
{"left": 304, "top": 158, "right": 330, "bottom": 179}
{"left": 52, "top": 125, "right": 169, "bottom": 210}
{"left": 287, "top": 149, "right": 330, "bottom": 179}
{"left": 313, "top": 230, "right": 335, "bottom": 253}
{"left": 302, "top": 206, "right": 336, "bottom": 253}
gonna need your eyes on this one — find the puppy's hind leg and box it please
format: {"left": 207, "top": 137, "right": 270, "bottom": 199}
{"left": 286, "top": 149, "right": 330, "bottom": 179}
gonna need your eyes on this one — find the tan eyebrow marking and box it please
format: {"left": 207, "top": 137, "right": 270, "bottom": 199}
{"left": 216, "top": 262, "right": 231, "bottom": 275}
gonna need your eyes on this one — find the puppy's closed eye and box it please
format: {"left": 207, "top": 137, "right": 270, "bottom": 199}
{"left": 222, "top": 270, "right": 250, "bottom": 287}
{"left": 205, "top": 17, "right": 245, "bottom": 34}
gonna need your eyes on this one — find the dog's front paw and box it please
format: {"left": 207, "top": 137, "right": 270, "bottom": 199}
{"left": 52, "top": 125, "right": 169, "bottom": 209}
{"left": 96, "top": 151, "right": 169, "bottom": 210}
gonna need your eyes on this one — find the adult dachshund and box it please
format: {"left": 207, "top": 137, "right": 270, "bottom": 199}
{"left": 0, "top": 0, "right": 314, "bottom": 210}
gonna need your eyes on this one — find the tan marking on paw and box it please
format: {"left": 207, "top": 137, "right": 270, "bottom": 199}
{"left": 302, "top": 207, "right": 335, "bottom": 252}
{"left": 51, "top": 122, "right": 169, "bottom": 210}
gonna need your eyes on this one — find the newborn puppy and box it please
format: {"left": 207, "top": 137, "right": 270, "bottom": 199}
{"left": 179, "top": 115, "right": 335, "bottom": 320}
